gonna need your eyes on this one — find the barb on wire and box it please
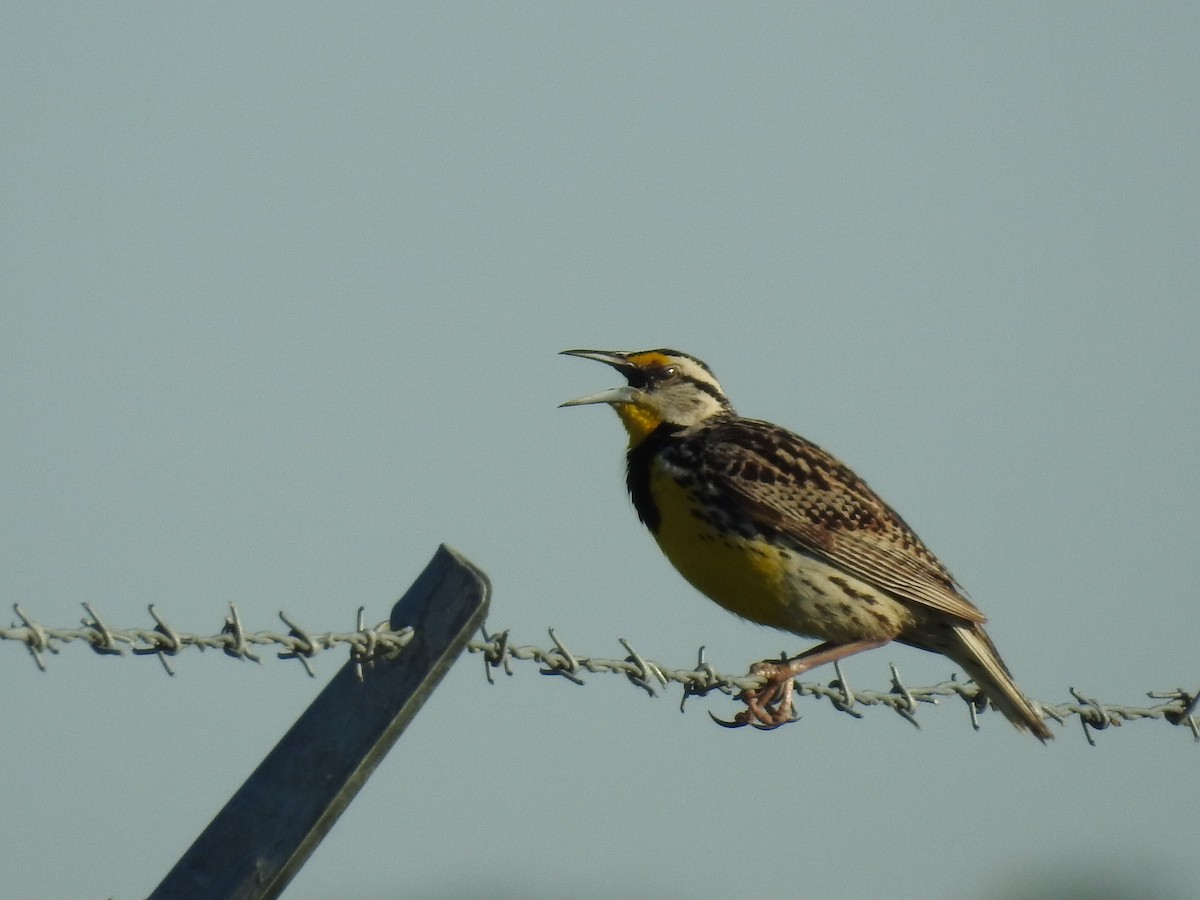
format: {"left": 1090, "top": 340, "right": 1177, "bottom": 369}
{"left": 3, "top": 607, "right": 1196, "bottom": 742}
{"left": 2, "top": 602, "right": 412, "bottom": 676}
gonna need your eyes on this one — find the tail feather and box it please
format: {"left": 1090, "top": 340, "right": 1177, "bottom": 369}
{"left": 949, "top": 625, "right": 1053, "bottom": 742}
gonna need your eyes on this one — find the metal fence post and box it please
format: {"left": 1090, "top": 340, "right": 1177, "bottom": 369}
{"left": 149, "top": 544, "right": 490, "bottom": 900}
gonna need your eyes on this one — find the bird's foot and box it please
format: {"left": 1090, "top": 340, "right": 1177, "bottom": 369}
{"left": 710, "top": 659, "right": 799, "bottom": 730}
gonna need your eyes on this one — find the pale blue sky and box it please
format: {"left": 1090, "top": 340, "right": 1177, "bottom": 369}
{"left": 3, "top": 5, "right": 1198, "bottom": 898}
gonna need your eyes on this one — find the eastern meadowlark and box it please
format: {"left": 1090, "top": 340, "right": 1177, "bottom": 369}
{"left": 561, "top": 348, "right": 1052, "bottom": 741}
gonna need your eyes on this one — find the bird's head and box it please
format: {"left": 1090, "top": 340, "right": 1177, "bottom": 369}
{"left": 559, "top": 348, "right": 734, "bottom": 444}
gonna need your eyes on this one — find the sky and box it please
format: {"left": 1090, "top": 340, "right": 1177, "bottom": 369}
{"left": 3, "top": 4, "right": 1199, "bottom": 899}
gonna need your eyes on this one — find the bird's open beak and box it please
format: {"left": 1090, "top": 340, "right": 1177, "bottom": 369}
{"left": 559, "top": 349, "right": 639, "bottom": 407}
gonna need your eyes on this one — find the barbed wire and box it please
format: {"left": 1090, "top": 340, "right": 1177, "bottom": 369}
{"left": 3, "top": 603, "right": 1196, "bottom": 744}
{"left": 1, "top": 602, "right": 412, "bottom": 678}
{"left": 466, "top": 625, "right": 1200, "bottom": 745}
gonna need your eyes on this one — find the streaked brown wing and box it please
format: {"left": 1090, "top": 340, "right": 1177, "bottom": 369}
{"left": 701, "top": 418, "right": 987, "bottom": 625}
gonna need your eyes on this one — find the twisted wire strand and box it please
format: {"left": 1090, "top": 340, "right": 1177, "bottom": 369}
{"left": 3, "top": 604, "right": 1196, "bottom": 742}
{"left": 2, "top": 603, "right": 412, "bottom": 677}
{"left": 466, "top": 626, "right": 1200, "bottom": 744}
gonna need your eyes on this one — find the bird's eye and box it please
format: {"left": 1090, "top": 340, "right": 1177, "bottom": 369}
{"left": 640, "top": 364, "right": 677, "bottom": 386}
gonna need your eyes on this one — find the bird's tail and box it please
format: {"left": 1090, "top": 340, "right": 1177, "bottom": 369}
{"left": 947, "top": 624, "right": 1053, "bottom": 742}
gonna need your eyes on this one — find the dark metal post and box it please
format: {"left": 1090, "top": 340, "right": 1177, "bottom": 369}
{"left": 149, "top": 545, "right": 490, "bottom": 900}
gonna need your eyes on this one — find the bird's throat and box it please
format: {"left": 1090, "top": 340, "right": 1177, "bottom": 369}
{"left": 614, "top": 402, "right": 663, "bottom": 447}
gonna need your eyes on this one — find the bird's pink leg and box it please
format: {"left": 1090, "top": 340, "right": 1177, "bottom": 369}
{"left": 731, "top": 639, "right": 891, "bottom": 728}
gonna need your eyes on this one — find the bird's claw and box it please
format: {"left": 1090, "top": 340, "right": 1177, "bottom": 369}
{"left": 708, "top": 710, "right": 748, "bottom": 728}
{"left": 750, "top": 717, "right": 791, "bottom": 731}
{"left": 710, "top": 675, "right": 801, "bottom": 730}
{"left": 707, "top": 708, "right": 793, "bottom": 730}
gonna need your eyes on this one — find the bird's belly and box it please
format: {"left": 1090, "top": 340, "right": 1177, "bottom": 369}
{"left": 649, "top": 473, "right": 913, "bottom": 643}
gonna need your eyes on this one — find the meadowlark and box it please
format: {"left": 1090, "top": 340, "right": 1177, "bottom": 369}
{"left": 560, "top": 348, "right": 1052, "bottom": 740}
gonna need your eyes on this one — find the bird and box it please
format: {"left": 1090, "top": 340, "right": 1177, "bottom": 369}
{"left": 560, "top": 348, "right": 1052, "bottom": 740}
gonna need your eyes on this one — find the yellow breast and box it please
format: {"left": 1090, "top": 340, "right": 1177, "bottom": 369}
{"left": 647, "top": 464, "right": 800, "bottom": 631}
